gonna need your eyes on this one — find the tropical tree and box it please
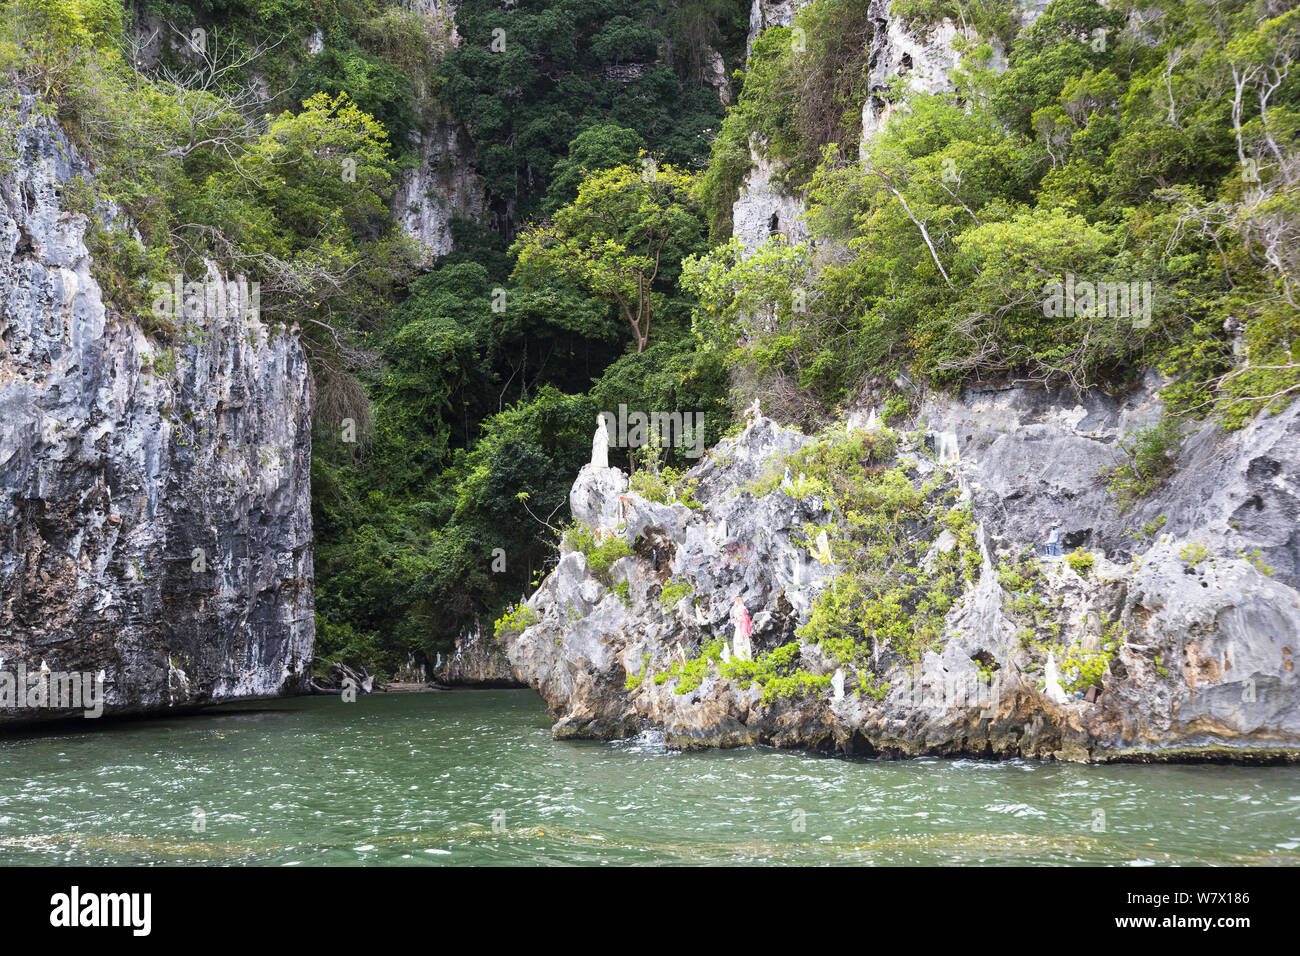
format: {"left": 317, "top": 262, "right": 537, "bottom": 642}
{"left": 510, "top": 160, "right": 705, "bottom": 353}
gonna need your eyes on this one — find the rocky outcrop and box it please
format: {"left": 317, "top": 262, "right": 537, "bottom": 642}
{"left": 503, "top": 385, "right": 1300, "bottom": 762}
{"left": 435, "top": 623, "right": 521, "bottom": 686}
{"left": 732, "top": 0, "right": 812, "bottom": 253}
{"left": 705, "top": 47, "right": 731, "bottom": 107}
{"left": 0, "top": 104, "right": 314, "bottom": 725}
{"left": 731, "top": 149, "right": 812, "bottom": 254}
{"left": 746, "top": 0, "right": 806, "bottom": 58}
{"left": 392, "top": 2, "right": 484, "bottom": 262}
{"left": 393, "top": 114, "right": 485, "bottom": 263}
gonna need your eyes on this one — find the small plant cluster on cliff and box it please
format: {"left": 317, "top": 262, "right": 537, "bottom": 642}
{"left": 652, "top": 639, "right": 834, "bottom": 705}
{"left": 493, "top": 602, "right": 540, "bottom": 640}
{"left": 999, "top": 549, "right": 1120, "bottom": 696}
{"left": 788, "top": 430, "right": 981, "bottom": 689}
{"left": 1104, "top": 416, "right": 1183, "bottom": 508}
{"left": 562, "top": 523, "right": 634, "bottom": 582}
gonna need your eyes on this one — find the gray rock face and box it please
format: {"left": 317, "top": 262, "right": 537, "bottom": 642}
{"left": 0, "top": 106, "right": 314, "bottom": 725}
{"left": 394, "top": 115, "right": 485, "bottom": 264}
{"left": 705, "top": 47, "right": 731, "bottom": 107}
{"left": 925, "top": 378, "right": 1300, "bottom": 589}
{"left": 503, "top": 392, "right": 1300, "bottom": 762}
{"left": 731, "top": 149, "right": 812, "bottom": 255}
{"left": 435, "top": 622, "right": 521, "bottom": 686}
{"left": 391, "top": 4, "right": 484, "bottom": 262}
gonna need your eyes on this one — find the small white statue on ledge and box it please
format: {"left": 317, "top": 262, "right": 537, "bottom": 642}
{"left": 731, "top": 597, "right": 753, "bottom": 662}
{"left": 591, "top": 414, "right": 610, "bottom": 469}
{"left": 812, "top": 529, "right": 833, "bottom": 564}
{"left": 1044, "top": 651, "right": 1070, "bottom": 705}
{"left": 831, "top": 667, "right": 845, "bottom": 701}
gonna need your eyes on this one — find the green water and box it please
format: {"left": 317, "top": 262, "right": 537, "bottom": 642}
{"left": 1, "top": 690, "right": 1297, "bottom": 866}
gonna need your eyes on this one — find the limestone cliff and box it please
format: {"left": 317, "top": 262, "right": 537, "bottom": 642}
{"left": 392, "top": 0, "right": 486, "bottom": 262}
{"left": 503, "top": 385, "right": 1300, "bottom": 762}
{"left": 0, "top": 104, "right": 315, "bottom": 724}
{"left": 731, "top": 0, "right": 812, "bottom": 253}
{"left": 394, "top": 114, "right": 485, "bottom": 263}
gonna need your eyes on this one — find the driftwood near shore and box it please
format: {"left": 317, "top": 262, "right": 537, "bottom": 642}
{"left": 309, "top": 659, "right": 385, "bottom": 695}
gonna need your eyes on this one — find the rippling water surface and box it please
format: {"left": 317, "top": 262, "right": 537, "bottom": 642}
{"left": 1, "top": 690, "right": 1297, "bottom": 865}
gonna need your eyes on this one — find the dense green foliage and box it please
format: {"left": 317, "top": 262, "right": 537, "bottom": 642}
{"left": 691, "top": 0, "right": 1300, "bottom": 423}
{"left": 697, "top": 0, "right": 874, "bottom": 236}
{"left": 1, "top": 0, "right": 419, "bottom": 360}
{"left": 436, "top": 0, "right": 751, "bottom": 232}
{"left": 308, "top": 3, "right": 742, "bottom": 667}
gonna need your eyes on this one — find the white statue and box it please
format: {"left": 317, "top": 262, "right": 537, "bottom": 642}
{"left": 591, "top": 414, "right": 610, "bottom": 469}
{"left": 812, "top": 529, "right": 833, "bottom": 564}
{"left": 720, "top": 641, "right": 732, "bottom": 663}
{"left": 1044, "top": 651, "right": 1070, "bottom": 705}
{"left": 831, "top": 667, "right": 845, "bottom": 701}
{"left": 934, "top": 430, "right": 959, "bottom": 466}
{"left": 780, "top": 466, "right": 794, "bottom": 492}
{"left": 731, "top": 597, "right": 753, "bottom": 662}
{"left": 712, "top": 518, "right": 728, "bottom": 546}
